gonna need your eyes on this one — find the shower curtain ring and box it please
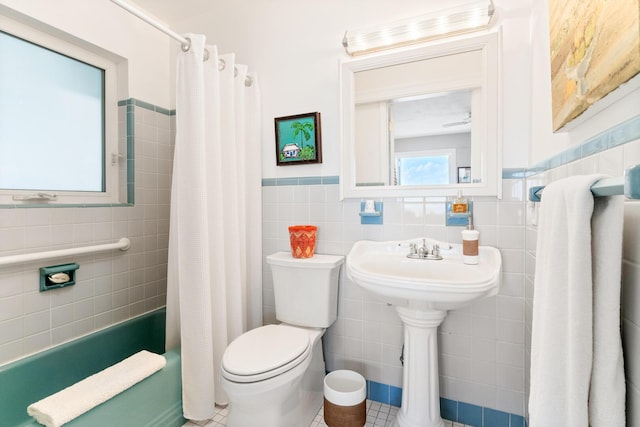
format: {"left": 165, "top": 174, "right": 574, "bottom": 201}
{"left": 218, "top": 58, "right": 226, "bottom": 71}
{"left": 181, "top": 36, "right": 208, "bottom": 61}
{"left": 181, "top": 36, "right": 191, "bottom": 52}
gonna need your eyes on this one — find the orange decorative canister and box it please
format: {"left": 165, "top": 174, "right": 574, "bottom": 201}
{"left": 288, "top": 225, "right": 317, "bottom": 258}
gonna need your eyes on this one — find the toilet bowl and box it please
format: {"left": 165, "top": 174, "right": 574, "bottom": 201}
{"left": 221, "top": 325, "right": 325, "bottom": 427}
{"left": 220, "top": 252, "right": 344, "bottom": 427}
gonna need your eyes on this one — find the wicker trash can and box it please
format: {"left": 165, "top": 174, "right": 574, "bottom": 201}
{"left": 323, "top": 370, "right": 366, "bottom": 427}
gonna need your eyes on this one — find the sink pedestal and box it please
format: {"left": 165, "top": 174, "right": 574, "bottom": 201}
{"left": 394, "top": 306, "right": 447, "bottom": 427}
{"left": 346, "top": 239, "right": 502, "bottom": 427}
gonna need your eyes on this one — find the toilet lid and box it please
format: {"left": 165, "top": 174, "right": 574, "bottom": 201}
{"left": 222, "top": 325, "right": 310, "bottom": 383}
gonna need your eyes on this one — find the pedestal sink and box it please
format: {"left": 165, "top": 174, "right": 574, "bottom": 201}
{"left": 346, "top": 238, "right": 501, "bottom": 427}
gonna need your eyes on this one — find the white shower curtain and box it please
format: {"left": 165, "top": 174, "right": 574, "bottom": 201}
{"left": 166, "top": 34, "right": 262, "bottom": 421}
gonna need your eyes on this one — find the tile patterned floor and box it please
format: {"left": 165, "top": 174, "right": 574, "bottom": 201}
{"left": 182, "top": 400, "right": 474, "bottom": 427}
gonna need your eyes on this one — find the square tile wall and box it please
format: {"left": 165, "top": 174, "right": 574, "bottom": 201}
{"left": 262, "top": 179, "right": 527, "bottom": 416}
{"left": 0, "top": 101, "right": 173, "bottom": 366}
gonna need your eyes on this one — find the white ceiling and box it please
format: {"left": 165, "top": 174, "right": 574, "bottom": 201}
{"left": 127, "top": 0, "right": 208, "bottom": 25}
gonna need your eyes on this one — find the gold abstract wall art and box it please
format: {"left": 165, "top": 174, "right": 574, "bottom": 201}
{"left": 548, "top": 0, "right": 640, "bottom": 131}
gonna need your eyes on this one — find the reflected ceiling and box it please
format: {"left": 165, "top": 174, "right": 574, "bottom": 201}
{"left": 392, "top": 90, "right": 471, "bottom": 138}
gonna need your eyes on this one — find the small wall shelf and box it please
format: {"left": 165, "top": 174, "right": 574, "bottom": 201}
{"left": 359, "top": 201, "right": 383, "bottom": 224}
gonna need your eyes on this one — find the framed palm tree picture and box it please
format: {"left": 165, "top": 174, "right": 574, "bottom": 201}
{"left": 274, "top": 112, "right": 322, "bottom": 166}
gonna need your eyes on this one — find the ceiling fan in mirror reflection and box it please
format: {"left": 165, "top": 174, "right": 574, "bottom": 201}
{"left": 443, "top": 111, "right": 472, "bottom": 128}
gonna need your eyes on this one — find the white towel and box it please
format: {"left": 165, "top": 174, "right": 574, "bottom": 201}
{"left": 27, "top": 350, "right": 166, "bottom": 427}
{"left": 529, "top": 175, "right": 625, "bottom": 427}
{"left": 589, "top": 188, "right": 626, "bottom": 426}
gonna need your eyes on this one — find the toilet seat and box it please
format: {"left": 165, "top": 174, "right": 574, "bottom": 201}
{"left": 221, "top": 324, "right": 311, "bottom": 383}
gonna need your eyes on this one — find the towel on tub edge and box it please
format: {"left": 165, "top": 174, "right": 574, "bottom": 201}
{"left": 27, "top": 350, "right": 166, "bottom": 427}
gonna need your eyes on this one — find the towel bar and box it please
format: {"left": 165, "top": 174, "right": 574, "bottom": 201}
{"left": 529, "top": 164, "right": 640, "bottom": 202}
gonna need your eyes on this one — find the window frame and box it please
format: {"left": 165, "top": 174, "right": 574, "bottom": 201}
{"left": 0, "top": 16, "right": 121, "bottom": 206}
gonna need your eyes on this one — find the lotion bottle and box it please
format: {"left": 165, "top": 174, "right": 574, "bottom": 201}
{"left": 462, "top": 216, "right": 479, "bottom": 265}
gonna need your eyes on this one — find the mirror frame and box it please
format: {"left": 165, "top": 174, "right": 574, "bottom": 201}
{"left": 339, "top": 31, "right": 502, "bottom": 199}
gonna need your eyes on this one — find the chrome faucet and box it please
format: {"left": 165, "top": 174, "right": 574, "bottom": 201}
{"left": 432, "top": 244, "right": 440, "bottom": 258}
{"left": 409, "top": 243, "right": 418, "bottom": 256}
{"left": 407, "top": 239, "right": 443, "bottom": 260}
{"left": 418, "top": 239, "right": 428, "bottom": 257}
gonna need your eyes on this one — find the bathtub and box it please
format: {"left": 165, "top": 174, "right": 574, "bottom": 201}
{"left": 0, "top": 308, "right": 185, "bottom": 427}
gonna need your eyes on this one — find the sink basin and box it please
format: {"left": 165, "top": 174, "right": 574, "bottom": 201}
{"left": 346, "top": 238, "right": 501, "bottom": 427}
{"left": 347, "top": 238, "right": 501, "bottom": 310}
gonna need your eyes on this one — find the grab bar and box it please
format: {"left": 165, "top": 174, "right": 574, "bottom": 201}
{"left": 529, "top": 164, "right": 640, "bottom": 202}
{"left": 0, "top": 238, "right": 131, "bottom": 267}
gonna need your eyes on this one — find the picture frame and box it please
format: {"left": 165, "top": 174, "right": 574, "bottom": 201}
{"left": 457, "top": 166, "right": 471, "bottom": 183}
{"left": 548, "top": 0, "right": 640, "bottom": 131}
{"left": 274, "top": 112, "right": 322, "bottom": 166}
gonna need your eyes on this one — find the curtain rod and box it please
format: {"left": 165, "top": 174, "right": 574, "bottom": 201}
{"left": 110, "top": 0, "right": 190, "bottom": 50}
{"left": 109, "top": 0, "right": 255, "bottom": 86}
{"left": 109, "top": 0, "right": 212, "bottom": 62}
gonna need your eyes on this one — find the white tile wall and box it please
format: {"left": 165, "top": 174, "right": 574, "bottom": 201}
{"left": 262, "top": 182, "right": 528, "bottom": 416}
{"left": 524, "top": 138, "right": 640, "bottom": 421}
{"left": 0, "top": 104, "right": 173, "bottom": 366}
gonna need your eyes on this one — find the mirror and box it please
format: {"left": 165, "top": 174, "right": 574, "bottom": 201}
{"left": 340, "top": 31, "right": 502, "bottom": 199}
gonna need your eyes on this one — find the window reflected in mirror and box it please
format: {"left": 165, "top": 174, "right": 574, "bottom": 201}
{"left": 395, "top": 149, "right": 455, "bottom": 186}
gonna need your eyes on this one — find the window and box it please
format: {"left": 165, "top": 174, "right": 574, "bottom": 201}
{"left": 395, "top": 149, "right": 456, "bottom": 186}
{"left": 0, "top": 16, "right": 123, "bottom": 205}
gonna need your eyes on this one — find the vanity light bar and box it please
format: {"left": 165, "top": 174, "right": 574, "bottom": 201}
{"left": 342, "top": 0, "right": 495, "bottom": 56}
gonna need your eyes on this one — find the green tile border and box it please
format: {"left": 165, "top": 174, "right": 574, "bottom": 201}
{"left": 125, "top": 103, "right": 136, "bottom": 205}
{"left": 439, "top": 397, "right": 526, "bottom": 427}
{"left": 366, "top": 380, "right": 526, "bottom": 427}
{"left": 529, "top": 114, "right": 640, "bottom": 175}
{"left": 7, "top": 98, "right": 633, "bottom": 203}
{"left": 118, "top": 98, "right": 176, "bottom": 116}
{"left": 502, "top": 168, "right": 534, "bottom": 179}
{"left": 261, "top": 176, "right": 340, "bottom": 186}
{"left": 263, "top": 115, "right": 639, "bottom": 187}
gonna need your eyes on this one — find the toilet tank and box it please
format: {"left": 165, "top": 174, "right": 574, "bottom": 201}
{"left": 266, "top": 252, "right": 344, "bottom": 328}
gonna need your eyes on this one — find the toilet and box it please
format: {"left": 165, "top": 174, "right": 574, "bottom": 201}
{"left": 220, "top": 251, "right": 344, "bottom": 427}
